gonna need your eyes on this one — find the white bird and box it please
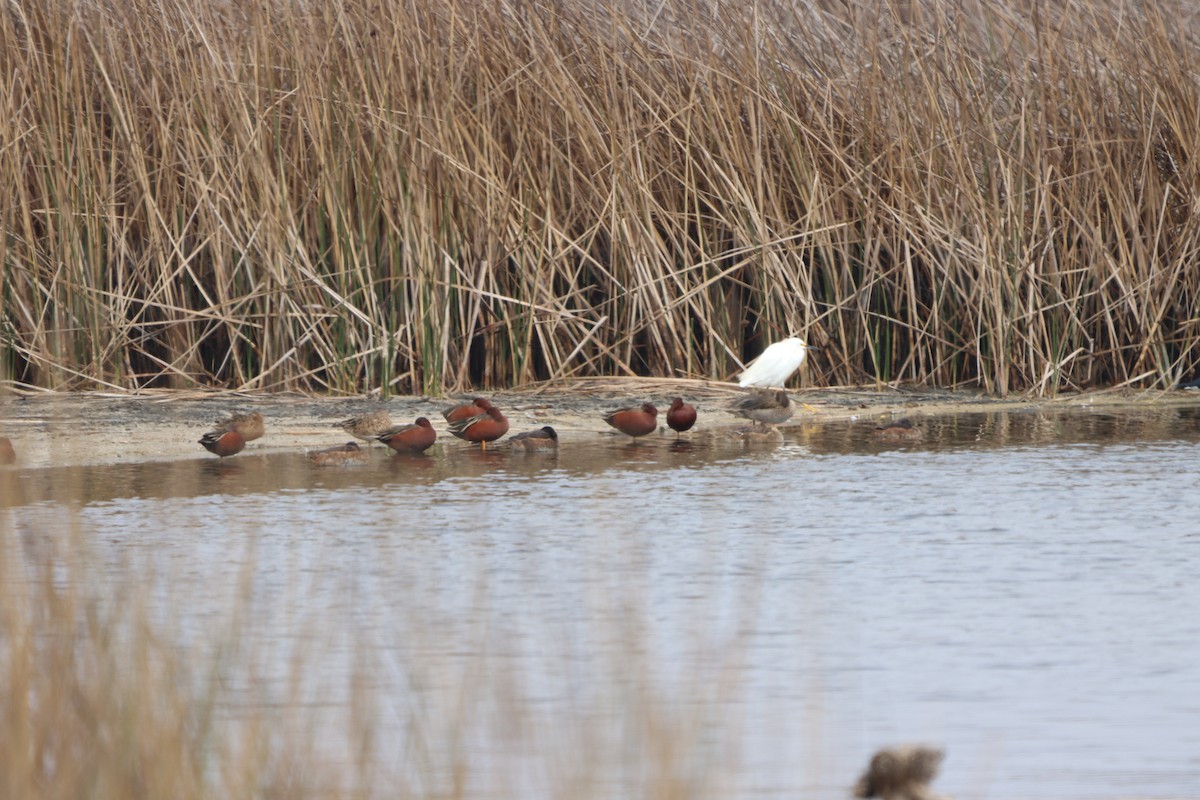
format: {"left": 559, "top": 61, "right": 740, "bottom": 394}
{"left": 736, "top": 337, "right": 813, "bottom": 388}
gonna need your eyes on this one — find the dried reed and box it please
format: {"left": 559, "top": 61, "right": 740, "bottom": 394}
{"left": 2, "top": 0, "right": 1199, "bottom": 396}
{"left": 0, "top": 517, "right": 758, "bottom": 798}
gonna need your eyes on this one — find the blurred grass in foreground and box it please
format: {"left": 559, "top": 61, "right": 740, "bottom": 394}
{"left": 0, "top": 515, "right": 771, "bottom": 799}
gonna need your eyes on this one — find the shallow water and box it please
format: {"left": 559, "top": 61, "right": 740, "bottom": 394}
{"left": 4, "top": 408, "right": 1200, "bottom": 799}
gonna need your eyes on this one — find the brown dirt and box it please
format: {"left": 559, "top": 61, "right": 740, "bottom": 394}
{"left": 2, "top": 380, "right": 1198, "bottom": 469}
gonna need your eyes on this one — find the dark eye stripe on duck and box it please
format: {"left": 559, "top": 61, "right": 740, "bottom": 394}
{"left": 603, "top": 403, "right": 658, "bottom": 438}
{"left": 376, "top": 417, "right": 438, "bottom": 453}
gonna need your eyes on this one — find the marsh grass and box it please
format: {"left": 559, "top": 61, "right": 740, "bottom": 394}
{"left": 0, "top": 527, "right": 319, "bottom": 798}
{"left": 0, "top": 515, "right": 763, "bottom": 799}
{"left": 2, "top": 0, "right": 1200, "bottom": 395}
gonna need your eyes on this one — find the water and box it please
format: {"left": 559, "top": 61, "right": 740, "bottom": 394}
{"left": 3, "top": 408, "right": 1200, "bottom": 799}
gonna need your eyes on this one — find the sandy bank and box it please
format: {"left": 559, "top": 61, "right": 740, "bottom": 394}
{"left": 2, "top": 379, "right": 1198, "bottom": 470}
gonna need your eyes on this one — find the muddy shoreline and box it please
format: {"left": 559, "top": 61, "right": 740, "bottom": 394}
{"left": 2, "top": 380, "right": 1199, "bottom": 469}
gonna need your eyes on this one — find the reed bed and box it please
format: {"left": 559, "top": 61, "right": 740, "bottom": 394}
{"left": 2, "top": 0, "right": 1199, "bottom": 395}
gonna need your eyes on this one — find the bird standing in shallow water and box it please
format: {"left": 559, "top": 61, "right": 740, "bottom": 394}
{"left": 737, "top": 337, "right": 814, "bottom": 388}
{"left": 665, "top": 397, "right": 697, "bottom": 435}
{"left": 376, "top": 417, "right": 438, "bottom": 453}
{"left": 509, "top": 426, "right": 559, "bottom": 450}
{"left": 603, "top": 403, "right": 658, "bottom": 439}
{"left": 731, "top": 390, "right": 795, "bottom": 428}
{"left": 442, "top": 397, "right": 493, "bottom": 424}
{"left": 335, "top": 409, "right": 393, "bottom": 443}
{"left": 213, "top": 411, "right": 264, "bottom": 442}
{"left": 199, "top": 429, "right": 245, "bottom": 458}
{"left": 448, "top": 405, "right": 509, "bottom": 450}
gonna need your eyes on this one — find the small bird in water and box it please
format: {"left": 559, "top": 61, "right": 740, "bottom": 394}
{"left": 442, "top": 397, "right": 493, "bottom": 424}
{"left": 307, "top": 441, "right": 369, "bottom": 466}
{"left": 731, "top": 389, "right": 795, "bottom": 428}
{"left": 335, "top": 409, "right": 393, "bottom": 443}
{"left": 509, "top": 426, "right": 559, "bottom": 450}
{"left": 872, "top": 418, "right": 923, "bottom": 441}
{"left": 199, "top": 429, "right": 246, "bottom": 458}
{"left": 0, "top": 436, "right": 15, "bottom": 465}
{"left": 737, "top": 337, "right": 815, "bottom": 388}
{"left": 376, "top": 417, "right": 438, "bottom": 453}
{"left": 854, "top": 745, "right": 946, "bottom": 800}
{"left": 212, "top": 411, "right": 264, "bottom": 442}
{"left": 665, "top": 397, "right": 697, "bottom": 435}
{"left": 603, "top": 403, "right": 658, "bottom": 439}
{"left": 448, "top": 405, "right": 510, "bottom": 450}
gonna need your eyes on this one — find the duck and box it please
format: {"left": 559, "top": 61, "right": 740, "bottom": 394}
{"left": 335, "top": 409, "right": 393, "bottom": 442}
{"left": 665, "top": 397, "right": 697, "bottom": 435}
{"left": 376, "top": 417, "right": 438, "bottom": 453}
{"left": 509, "top": 426, "right": 559, "bottom": 450}
{"left": 872, "top": 418, "right": 923, "bottom": 441}
{"left": 854, "top": 745, "right": 946, "bottom": 800}
{"left": 603, "top": 403, "right": 658, "bottom": 438}
{"left": 307, "top": 441, "right": 370, "bottom": 466}
{"left": 442, "top": 397, "right": 493, "bottom": 424}
{"left": 448, "top": 405, "right": 510, "bottom": 450}
{"left": 730, "top": 390, "right": 795, "bottom": 428}
{"left": 212, "top": 411, "right": 264, "bottom": 442}
{"left": 199, "top": 429, "right": 246, "bottom": 457}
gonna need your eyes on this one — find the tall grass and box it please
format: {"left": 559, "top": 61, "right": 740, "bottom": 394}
{"left": 0, "top": 518, "right": 761, "bottom": 799}
{"left": 2, "top": 0, "right": 1199, "bottom": 395}
{"left": 0, "top": 528, "right": 323, "bottom": 797}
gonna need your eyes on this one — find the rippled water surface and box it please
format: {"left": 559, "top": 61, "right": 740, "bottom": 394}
{"left": 4, "top": 408, "right": 1200, "bottom": 798}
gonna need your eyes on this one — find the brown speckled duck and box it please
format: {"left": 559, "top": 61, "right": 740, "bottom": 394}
{"left": 731, "top": 390, "right": 795, "bottom": 428}
{"left": 335, "top": 409, "right": 394, "bottom": 442}
{"left": 308, "top": 441, "right": 370, "bottom": 466}
{"left": 212, "top": 411, "right": 264, "bottom": 442}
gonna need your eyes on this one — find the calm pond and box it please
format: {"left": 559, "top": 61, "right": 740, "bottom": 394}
{"left": 3, "top": 407, "right": 1200, "bottom": 799}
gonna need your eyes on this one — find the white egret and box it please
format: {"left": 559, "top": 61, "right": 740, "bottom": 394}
{"left": 736, "top": 337, "right": 813, "bottom": 388}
